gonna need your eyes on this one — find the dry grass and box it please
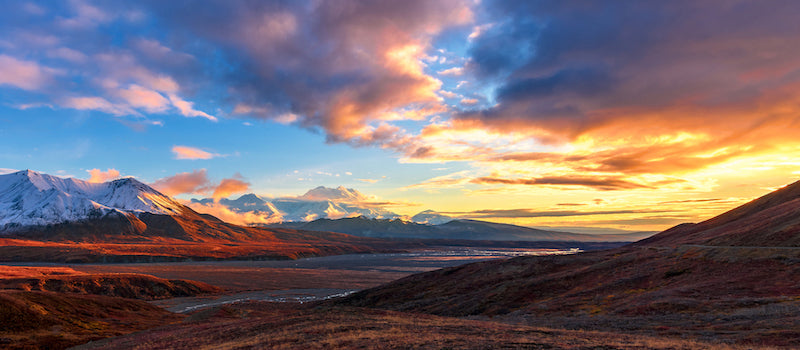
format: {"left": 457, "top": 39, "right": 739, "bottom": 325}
{"left": 0, "top": 290, "right": 183, "bottom": 350}
{"left": 73, "top": 302, "right": 753, "bottom": 350}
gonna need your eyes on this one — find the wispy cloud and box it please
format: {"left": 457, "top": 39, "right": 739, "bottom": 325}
{"left": 447, "top": 208, "right": 675, "bottom": 219}
{"left": 470, "top": 176, "right": 655, "bottom": 191}
{"left": 172, "top": 145, "right": 219, "bottom": 160}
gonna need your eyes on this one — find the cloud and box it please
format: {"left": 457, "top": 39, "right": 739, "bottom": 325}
{"left": 438, "top": 67, "right": 464, "bottom": 76}
{"left": 0, "top": 4, "right": 214, "bottom": 125}
{"left": 470, "top": 176, "right": 654, "bottom": 191}
{"left": 172, "top": 145, "right": 218, "bottom": 160}
{"left": 150, "top": 169, "right": 213, "bottom": 197}
{"left": 448, "top": 208, "right": 673, "bottom": 219}
{"left": 86, "top": 168, "right": 121, "bottom": 183}
{"left": 0, "top": 55, "right": 53, "bottom": 90}
{"left": 186, "top": 201, "right": 281, "bottom": 225}
{"left": 438, "top": 90, "right": 459, "bottom": 99}
{"left": 117, "top": 85, "right": 170, "bottom": 113}
{"left": 5, "top": 0, "right": 800, "bottom": 198}
{"left": 142, "top": 0, "right": 472, "bottom": 152}
{"left": 57, "top": 0, "right": 112, "bottom": 29}
{"left": 438, "top": 1, "right": 800, "bottom": 171}
{"left": 46, "top": 47, "right": 88, "bottom": 63}
{"left": 61, "top": 96, "right": 135, "bottom": 116}
{"left": 0, "top": 168, "right": 19, "bottom": 175}
{"left": 212, "top": 174, "right": 250, "bottom": 199}
{"left": 167, "top": 94, "right": 216, "bottom": 121}
{"left": 150, "top": 169, "right": 251, "bottom": 201}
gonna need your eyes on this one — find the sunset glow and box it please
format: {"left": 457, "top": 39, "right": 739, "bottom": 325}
{"left": 2, "top": 0, "right": 800, "bottom": 231}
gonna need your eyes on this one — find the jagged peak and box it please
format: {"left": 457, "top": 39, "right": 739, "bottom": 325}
{"left": 0, "top": 170, "right": 187, "bottom": 230}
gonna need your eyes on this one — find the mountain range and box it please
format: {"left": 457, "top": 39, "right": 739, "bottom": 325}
{"left": 0, "top": 170, "right": 653, "bottom": 244}
{"left": 190, "top": 187, "right": 402, "bottom": 223}
{"left": 267, "top": 216, "right": 653, "bottom": 242}
{"left": 0, "top": 170, "right": 384, "bottom": 262}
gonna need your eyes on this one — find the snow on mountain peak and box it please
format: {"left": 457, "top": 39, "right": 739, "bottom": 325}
{"left": 0, "top": 170, "right": 185, "bottom": 231}
{"left": 411, "top": 209, "right": 454, "bottom": 225}
{"left": 298, "top": 185, "right": 368, "bottom": 202}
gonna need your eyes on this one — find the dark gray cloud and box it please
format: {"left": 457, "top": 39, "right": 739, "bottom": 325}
{"left": 459, "top": 0, "right": 800, "bottom": 143}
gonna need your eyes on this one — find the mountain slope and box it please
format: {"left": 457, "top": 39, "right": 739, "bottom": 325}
{"left": 637, "top": 179, "right": 800, "bottom": 247}
{"left": 335, "top": 180, "right": 800, "bottom": 346}
{"left": 0, "top": 170, "right": 184, "bottom": 231}
{"left": 268, "top": 216, "right": 645, "bottom": 242}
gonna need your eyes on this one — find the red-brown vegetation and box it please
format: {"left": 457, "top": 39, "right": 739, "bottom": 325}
{"left": 0, "top": 290, "right": 183, "bottom": 350}
{"left": 71, "top": 302, "right": 742, "bottom": 350}
{"left": 336, "top": 181, "right": 800, "bottom": 347}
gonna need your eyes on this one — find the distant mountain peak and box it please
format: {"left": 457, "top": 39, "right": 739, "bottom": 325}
{"left": 0, "top": 170, "right": 185, "bottom": 231}
{"left": 411, "top": 209, "right": 454, "bottom": 225}
{"left": 299, "top": 185, "right": 367, "bottom": 202}
{"left": 237, "top": 193, "right": 263, "bottom": 201}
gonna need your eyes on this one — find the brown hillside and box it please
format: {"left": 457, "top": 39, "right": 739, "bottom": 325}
{"left": 638, "top": 180, "right": 800, "bottom": 247}
{"left": 71, "top": 302, "right": 741, "bottom": 350}
{"left": 336, "top": 181, "right": 800, "bottom": 346}
{"left": 0, "top": 273, "right": 220, "bottom": 300}
{"left": 0, "top": 290, "right": 182, "bottom": 350}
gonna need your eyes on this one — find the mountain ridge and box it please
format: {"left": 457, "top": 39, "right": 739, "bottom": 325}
{"left": 266, "top": 216, "right": 653, "bottom": 242}
{"left": 334, "top": 179, "right": 800, "bottom": 345}
{"left": 637, "top": 179, "right": 800, "bottom": 247}
{"left": 0, "top": 170, "right": 184, "bottom": 231}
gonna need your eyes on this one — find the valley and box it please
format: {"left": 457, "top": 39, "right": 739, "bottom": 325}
{"left": 1, "top": 170, "right": 798, "bottom": 349}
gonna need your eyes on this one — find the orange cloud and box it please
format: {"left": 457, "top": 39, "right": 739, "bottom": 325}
{"left": 212, "top": 175, "right": 250, "bottom": 200}
{"left": 172, "top": 145, "right": 217, "bottom": 160}
{"left": 184, "top": 201, "right": 281, "bottom": 226}
{"left": 86, "top": 168, "right": 121, "bottom": 183}
{"left": 470, "top": 176, "right": 656, "bottom": 191}
{"left": 150, "top": 169, "right": 251, "bottom": 200}
{"left": 150, "top": 169, "right": 213, "bottom": 196}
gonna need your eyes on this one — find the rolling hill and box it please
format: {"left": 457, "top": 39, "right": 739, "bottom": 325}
{"left": 335, "top": 180, "right": 800, "bottom": 346}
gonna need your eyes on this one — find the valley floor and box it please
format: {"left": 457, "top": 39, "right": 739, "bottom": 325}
{"left": 1, "top": 246, "right": 793, "bottom": 349}
{"left": 71, "top": 302, "right": 748, "bottom": 350}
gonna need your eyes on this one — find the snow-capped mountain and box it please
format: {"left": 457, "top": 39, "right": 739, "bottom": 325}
{"left": 0, "top": 170, "right": 184, "bottom": 231}
{"left": 411, "top": 209, "right": 454, "bottom": 225}
{"left": 190, "top": 186, "right": 401, "bottom": 223}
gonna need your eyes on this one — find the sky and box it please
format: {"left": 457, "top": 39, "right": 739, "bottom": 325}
{"left": 2, "top": 0, "right": 800, "bottom": 231}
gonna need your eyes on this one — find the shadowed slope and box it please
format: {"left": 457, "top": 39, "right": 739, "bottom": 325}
{"left": 637, "top": 180, "right": 800, "bottom": 247}
{"left": 71, "top": 303, "right": 740, "bottom": 350}
{"left": 336, "top": 181, "right": 800, "bottom": 346}
{"left": 0, "top": 290, "right": 182, "bottom": 350}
